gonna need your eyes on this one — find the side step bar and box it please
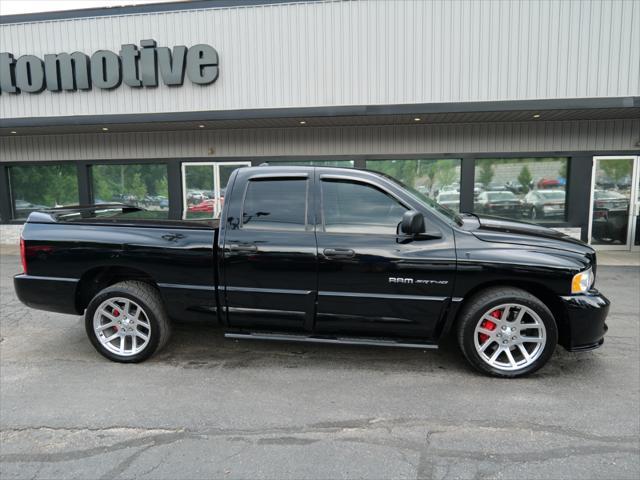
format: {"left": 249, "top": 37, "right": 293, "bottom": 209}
{"left": 224, "top": 332, "right": 438, "bottom": 350}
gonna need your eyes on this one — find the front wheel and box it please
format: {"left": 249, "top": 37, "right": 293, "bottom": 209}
{"left": 456, "top": 287, "right": 558, "bottom": 378}
{"left": 85, "top": 281, "right": 171, "bottom": 363}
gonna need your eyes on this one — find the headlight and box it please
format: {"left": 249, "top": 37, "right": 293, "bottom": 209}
{"left": 571, "top": 267, "right": 594, "bottom": 294}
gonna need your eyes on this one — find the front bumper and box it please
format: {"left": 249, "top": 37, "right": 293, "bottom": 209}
{"left": 559, "top": 290, "right": 610, "bottom": 352}
{"left": 14, "top": 274, "right": 80, "bottom": 315}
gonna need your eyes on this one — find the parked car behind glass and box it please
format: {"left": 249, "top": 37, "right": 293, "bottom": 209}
{"left": 475, "top": 191, "right": 525, "bottom": 218}
{"left": 436, "top": 192, "right": 460, "bottom": 212}
{"left": 524, "top": 189, "right": 566, "bottom": 220}
{"left": 591, "top": 189, "right": 630, "bottom": 243}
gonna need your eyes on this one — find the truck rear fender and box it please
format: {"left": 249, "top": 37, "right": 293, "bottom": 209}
{"left": 75, "top": 265, "right": 160, "bottom": 314}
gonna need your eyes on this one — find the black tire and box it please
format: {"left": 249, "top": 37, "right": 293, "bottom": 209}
{"left": 85, "top": 281, "right": 171, "bottom": 363}
{"left": 456, "top": 287, "right": 558, "bottom": 378}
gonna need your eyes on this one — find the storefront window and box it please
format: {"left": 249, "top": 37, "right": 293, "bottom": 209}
{"left": 268, "top": 160, "right": 355, "bottom": 167}
{"left": 366, "top": 159, "right": 462, "bottom": 212}
{"left": 91, "top": 163, "right": 169, "bottom": 218}
{"left": 8, "top": 164, "right": 79, "bottom": 220}
{"left": 473, "top": 157, "right": 569, "bottom": 222}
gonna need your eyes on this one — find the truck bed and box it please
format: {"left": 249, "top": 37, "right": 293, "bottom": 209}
{"left": 16, "top": 204, "right": 220, "bottom": 323}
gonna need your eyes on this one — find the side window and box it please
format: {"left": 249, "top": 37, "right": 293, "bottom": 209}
{"left": 242, "top": 178, "right": 307, "bottom": 231}
{"left": 322, "top": 179, "right": 407, "bottom": 234}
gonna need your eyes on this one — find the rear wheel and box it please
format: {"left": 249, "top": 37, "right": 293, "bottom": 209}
{"left": 457, "top": 287, "right": 557, "bottom": 378}
{"left": 85, "top": 281, "right": 171, "bottom": 363}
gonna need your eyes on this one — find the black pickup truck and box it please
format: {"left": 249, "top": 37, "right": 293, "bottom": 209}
{"left": 14, "top": 166, "right": 609, "bottom": 377}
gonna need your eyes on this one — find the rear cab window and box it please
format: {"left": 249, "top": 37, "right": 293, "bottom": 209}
{"left": 242, "top": 178, "right": 309, "bottom": 231}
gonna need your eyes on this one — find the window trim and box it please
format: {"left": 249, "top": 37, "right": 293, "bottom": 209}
{"left": 240, "top": 176, "right": 311, "bottom": 232}
{"left": 319, "top": 175, "right": 410, "bottom": 236}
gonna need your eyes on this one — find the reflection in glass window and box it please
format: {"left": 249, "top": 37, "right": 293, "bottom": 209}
{"left": 183, "top": 162, "right": 251, "bottom": 220}
{"left": 366, "top": 159, "right": 461, "bottom": 212}
{"left": 590, "top": 157, "right": 634, "bottom": 245}
{"left": 92, "top": 163, "right": 169, "bottom": 218}
{"left": 184, "top": 165, "right": 215, "bottom": 220}
{"left": 9, "top": 164, "right": 79, "bottom": 220}
{"left": 474, "top": 157, "right": 569, "bottom": 222}
{"left": 268, "top": 160, "right": 355, "bottom": 168}
{"left": 322, "top": 180, "right": 407, "bottom": 234}
{"left": 242, "top": 179, "right": 307, "bottom": 230}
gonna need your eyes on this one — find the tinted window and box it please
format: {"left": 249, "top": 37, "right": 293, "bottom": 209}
{"left": 473, "top": 157, "right": 569, "bottom": 223}
{"left": 242, "top": 179, "right": 307, "bottom": 230}
{"left": 92, "top": 163, "right": 169, "bottom": 219}
{"left": 322, "top": 180, "right": 407, "bottom": 234}
{"left": 8, "top": 165, "right": 79, "bottom": 220}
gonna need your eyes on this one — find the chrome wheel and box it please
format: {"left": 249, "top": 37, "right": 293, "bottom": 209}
{"left": 473, "top": 303, "right": 546, "bottom": 372}
{"left": 93, "top": 297, "right": 151, "bottom": 357}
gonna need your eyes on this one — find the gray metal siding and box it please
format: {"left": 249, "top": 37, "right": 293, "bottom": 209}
{"left": 2, "top": 0, "right": 639, "bottom": 119}
{"left": 1, "top": 119, "right": 638, "bottom": 161}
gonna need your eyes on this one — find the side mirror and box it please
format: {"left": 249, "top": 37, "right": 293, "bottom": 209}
{"left": 401, "top": 210, "right": 425, "bottom": 235}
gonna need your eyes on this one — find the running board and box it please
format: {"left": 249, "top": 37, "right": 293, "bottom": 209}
{"left": 224, "top": 332, "right": 438, "bottom": 350}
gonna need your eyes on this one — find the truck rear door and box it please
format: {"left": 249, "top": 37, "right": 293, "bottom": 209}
{"left": 221, "top": 169, "right": 316, "bottom": 332}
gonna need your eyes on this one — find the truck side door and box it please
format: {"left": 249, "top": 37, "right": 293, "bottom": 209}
{"left": 221, "top": 169, "right": 317, "bottom": 332}
{"left": 314, "top": 172, "right": 457, "bottom": 340}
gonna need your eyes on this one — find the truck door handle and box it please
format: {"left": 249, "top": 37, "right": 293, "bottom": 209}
{"left": 229, "top": 243, "right": 258, "bottom": 252}
{"left": 323, "top": 248, "right": 355, "bottom": 258}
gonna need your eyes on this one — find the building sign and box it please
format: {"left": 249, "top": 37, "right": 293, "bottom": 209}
{"left": 0, "top": 39, "right": 218, "bottom": 94}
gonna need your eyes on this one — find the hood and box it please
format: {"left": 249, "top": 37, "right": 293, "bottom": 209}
{"left": 466, "top": 214, "right": 594, "bottom": 255}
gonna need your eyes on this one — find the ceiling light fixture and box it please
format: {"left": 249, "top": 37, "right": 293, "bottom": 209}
{"left": 533, "top": 114, "right": 541, "bottom": 118}
{"left": 299, "top": 120, "right": 307, "bottom": 125}
{"left": 102, "top": 127, "right": 109, "bottom": 131}
{"left": 414, "top": 117, "right": 421, "bottom": 122}
{"left": 10, "top": 131, "right": 17, "bottom": 134}
{"left": 199, "top": 124, "right": 205, "bottom": 128}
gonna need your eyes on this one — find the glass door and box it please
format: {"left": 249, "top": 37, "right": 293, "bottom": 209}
{"left": 182, "top": 162, "right": 251, "bottom": 219}
{"left": 633, "top": 160, "right": 640, "bottom": 252}
{"left": 589, "top": 156, "right": 639, "bottom": 250}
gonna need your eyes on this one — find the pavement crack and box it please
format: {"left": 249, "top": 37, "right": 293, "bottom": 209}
{"left": 427, "top": 444, "right": 639, "bottom": 462}
{"left": 98, "top": 444, "right": 155, "bottom": 480}
{"left": 0, "top": 430, "right": 190, "bottom": 464}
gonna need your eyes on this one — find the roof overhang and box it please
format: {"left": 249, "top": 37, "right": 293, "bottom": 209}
{"left": 1, "top": 97, "right": 638, "bottom": 137}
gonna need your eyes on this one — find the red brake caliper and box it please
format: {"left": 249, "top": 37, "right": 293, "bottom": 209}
{"left": 112, "top": 308, "right": 120, "bottom": 331}
{"left": 479, "top": 309, "right": 500, "bottom": 343}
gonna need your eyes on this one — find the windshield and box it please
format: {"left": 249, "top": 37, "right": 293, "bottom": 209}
{"left": 438, "top": 193, "right": 459, "bottom": 202}
{"left": 486, "top": 192, "right": 517, "bottom": 201}
{"left": 595, "top": 190, "right": 625, "bottom": 199}
{"left": 538, "top": 191, "right": 565, "bottom": 200}
{"left": 377, "top": 173, "right": 463, "bottom": 226}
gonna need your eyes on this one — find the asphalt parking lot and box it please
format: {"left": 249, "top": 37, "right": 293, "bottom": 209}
{"left": 1, "top": 250, "right": 639, "bottom": 480}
